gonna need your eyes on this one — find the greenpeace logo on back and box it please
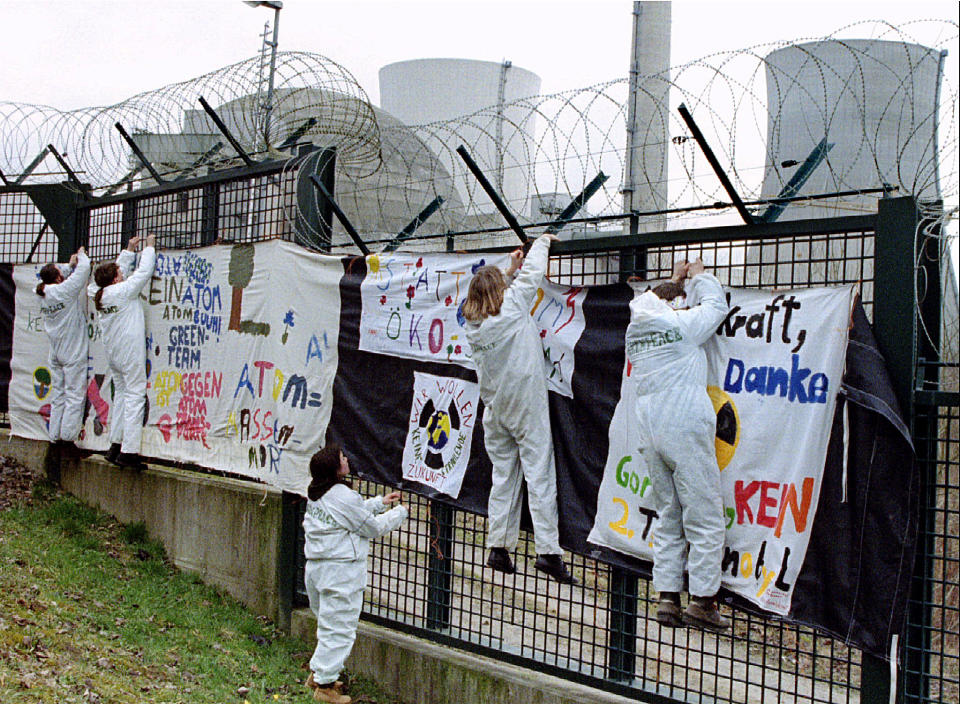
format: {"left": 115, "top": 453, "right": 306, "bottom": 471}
{"left": 626, "top": 328, "right": 683, "bottom": 355}
{"left": 40, "top": 302, "right": 65, "bottom": 316}
{"left": 306, "top": 502, "right": 339, "bottom": 528}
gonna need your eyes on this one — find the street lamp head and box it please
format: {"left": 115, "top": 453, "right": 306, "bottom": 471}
{"left": 243, "top": 1, "right": 283, "bottom": 9}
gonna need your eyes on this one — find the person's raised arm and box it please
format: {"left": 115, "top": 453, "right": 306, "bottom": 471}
{"left": 676, "top": 260, "right": 728, "bottom": 345}
{"left": 363, "top": 491, "right": 400, "bottom": 515}
{"left": 115, "top": 236, "right": 139, "bottom": 275}
{"left": 115, "top": 234, "right": 157, "bottom": 300}
{"left": 504, "top": 248, "right": 524, "bottom": 281}
{"left": 326, "top": 488, "right": 408, "bottom": 540}
{"left": 506, "top": 234, "right": 556, "bottom": 309}
{"left": 56, "top": 248, "right": 91, "bottom": 298}
{"left": 324, "top": 489, "right": 407, "bottom": 539}
{"left": 670, "top": 259, "right": 689, "bottom": 284}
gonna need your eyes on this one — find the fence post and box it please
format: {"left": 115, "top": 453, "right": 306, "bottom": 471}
{"left": 606, "top": 220, "right": 645, "bottom": 681}
{"left": 901, "top": 202, "right": 943, "bottom": 704}
{"left": 607, "top": 569, "right": 638, "bottom": 680}
{"left": 201, "top": 182, "right": 219, "bottom": 246}
{"left": 426, "top": 500, "right": 453, "bottom": 631}
{"left": 870, "top": 195, "right": 921, "bottom": 704}
{"left": 296, "top": 147, "right": 335, "bottom": 252}
{"left": 276, "top": 491, "right": 300, "bottom": 633}
{"left": 60, "top": 187, "right": 85, "bottom": 261}
{"left": 75, "top": 200, "right": 89, "bottom": 254}
{"left": 120, "top": 198, "right": 137, "bottom": 249}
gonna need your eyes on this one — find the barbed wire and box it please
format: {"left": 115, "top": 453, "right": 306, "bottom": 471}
{"left": 0, "top": 51, "right": 383, "bottom": 189}
{"left": 0, "top": 21, "right": 956, "bottom": 245}
{"left": 350, "top": 19, "right": 957, "bottom": 242}
{"left": 0, "top": 20, "right": 957, "bottom": 364}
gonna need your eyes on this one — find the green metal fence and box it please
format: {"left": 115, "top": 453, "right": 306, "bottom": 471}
{"left": 1, "top": 169, "right": 956, "bottom": 703}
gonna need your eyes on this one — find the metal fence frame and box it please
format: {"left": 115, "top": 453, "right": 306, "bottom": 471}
{"left": 1, "top": 165, "right": 956, "bottom": 703}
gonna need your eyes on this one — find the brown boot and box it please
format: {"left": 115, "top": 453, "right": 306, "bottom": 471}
{"left": 682, "top": 594, "right": 731, "bottom": 632}
{"left": 116, "top": 452, "right": 148, "bottom": 472}
{"left": 655, "top": 591, "right": 682, "bottom": 627}
{"left": 312, "top": 683, "right": 351, "bottom": 704}
{"left": 306, "top": 673, "right": 343, "bottom": 691}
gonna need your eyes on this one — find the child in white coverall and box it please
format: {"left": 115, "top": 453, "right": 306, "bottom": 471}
{"left": 36, "top": 247, "right": 90, "bottom": 449}
{"left": 91, "top": 234, "right": 157, "bottom": 471}
{"left": 302, "top": 445, "right": 407, "bottom": 704}
{"left": 625, "top": 259, "right": 730, "bottom": 631}
{"left": 463, "top": 233, "right": 576, "bottom": 585}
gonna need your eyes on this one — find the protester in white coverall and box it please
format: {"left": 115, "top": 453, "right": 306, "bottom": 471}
{"left": 625, "top": 259, "right": 731, "bottom": 631}
{"left": 463, "top": 233, "right": 575, "bottom": 585}
{"left": 302, "top": 445, "right": 407, "bottom": 704}
{"left": 36, "top": 247, "right": 90, "bottom": 448}
{"left": 91, "top": 234, "right": 157, "bottom": 470}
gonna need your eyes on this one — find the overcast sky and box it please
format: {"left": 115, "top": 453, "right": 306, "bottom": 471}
{"left": 1, "top": 0, "right": 956, "bottom": 264}
{"left": 1, "top": 0, "right": 955, "bottom": 110}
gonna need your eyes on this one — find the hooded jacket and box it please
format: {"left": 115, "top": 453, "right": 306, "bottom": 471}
{"left": 41, "top": 252, "right": 91, "bottom": 364}
{"left": 465, "top": 235, "right": 551, "bottom": 424}
{"left": 625, "top": 272, "right": 727, "bottom": 395}
{"left": 303, "top": 483, "right": 408, "bottom": 562}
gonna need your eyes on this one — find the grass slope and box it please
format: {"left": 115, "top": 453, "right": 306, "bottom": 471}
{"left": 0, "top": 472, "right": 400, "bottom": 704}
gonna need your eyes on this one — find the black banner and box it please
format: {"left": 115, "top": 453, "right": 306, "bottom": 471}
{"left": 327, "top": 260, "right": 916, "bottom": 660}
{"left": 0, "top": 264, "right": 16, "bottom": 414}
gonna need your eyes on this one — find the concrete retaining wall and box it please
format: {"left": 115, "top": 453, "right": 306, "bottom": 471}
{"left": 292, "top": 611, "right": 638, "bottom": 704}
{"left": 4, "top": 434, "right": 292, "bottom": 630}
{"left": 6, "top": 435, "right": 632, "bottom": 704}
{"left": 3, "top": 433, "right": 53, "bottom": 473}
{"left": 62, "top": 456, "right": 290, "bottom": 628}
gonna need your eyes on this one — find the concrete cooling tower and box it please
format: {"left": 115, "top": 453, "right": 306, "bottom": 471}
{"left": 379, "top": 58, "right": 542, "bottom": 219}
{"left": 127, "top": 88, "right": 465, "bottom": 249}
{"left": 752, "top": 39, "right": 956, "bottom": 373}
{"left": 760, "top": 39, "right": 945, "bottom": 220}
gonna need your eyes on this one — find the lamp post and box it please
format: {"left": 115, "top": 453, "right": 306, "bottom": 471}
{"left": 243, "top": 1, "right": 283, "bottom": 151}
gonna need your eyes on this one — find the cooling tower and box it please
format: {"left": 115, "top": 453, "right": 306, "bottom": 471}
{"left": 379, "top": 58, "right": 542, "bottom": 217}
{"left": 131, "top": 88, "right": 465, "bottom": 248}
{"left": 760, "top": 39, "right": 945, "bottom": 220}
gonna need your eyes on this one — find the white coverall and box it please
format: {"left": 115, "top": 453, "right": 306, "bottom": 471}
{"left": 40, "top": 253, "right": 91, "bottom": 442}
{"left": 465, "top": 235, "right": 562, "bottom": 556}
{"left": 625, "top": 273, "right": 729, "bottom": 597}
{"left": 93, "top": 247, "right": 156, "bottom": 454}
{"left": 302, "top": 484, "right": 408, "bottom": 685}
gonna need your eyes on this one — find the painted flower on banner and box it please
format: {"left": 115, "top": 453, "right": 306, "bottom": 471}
{"left": 282, "top": 309, "right": 295, "bottom": 345}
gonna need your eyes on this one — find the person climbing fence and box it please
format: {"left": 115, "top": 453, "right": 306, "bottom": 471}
{"left": 36, "top": 246, "right": 90, "bottom": 452}
{"left": 625, "top": 258, "right": 731, "bottom": 631}
{"left": 464, "top": 232, "right": 576, "bottom": 585}
{"left": 90, "top": 234, "right": 157, "bottom": 471}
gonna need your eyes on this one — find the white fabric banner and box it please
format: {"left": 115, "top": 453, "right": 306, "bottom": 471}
{"left": 588, "top": 284, "right": 854, "bottom": 615}
{"left": 9, "top": 245, "right": 852, "bottom": 614}
{"left": 358, "top": 251, "right": 587, "bottom": 398}
{"left": 9, "top": 266, "right": 87, "bottom": 439}
{"left": 401, "top": 371, "right": 480, "bottom": 498}
{"left": 8, "top": 239, "right": 342, "bottom": 496}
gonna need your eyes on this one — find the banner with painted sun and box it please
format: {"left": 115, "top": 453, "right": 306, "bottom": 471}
{"left": 588, "top": 283, "right": 854, "bottom": 616}
{"left": 401, "top": 371, "right": 479, "bottom": 498}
